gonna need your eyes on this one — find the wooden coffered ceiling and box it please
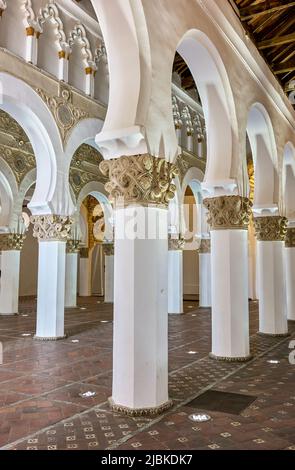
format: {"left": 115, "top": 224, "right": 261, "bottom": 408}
{"left": 230, "top": 0, "right": 295, "bottom": 101}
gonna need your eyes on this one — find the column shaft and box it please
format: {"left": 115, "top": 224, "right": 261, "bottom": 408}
{"left": 36, "top": 241, "right": 66, "bottom": 339}
{"left": 0, "top": 250, "right": 20, "bottom": 315}
{"left": 168, "top": 250, "right": 183, "bottom": 314}
{"left": 65, "top": 252, "right": 78, "bottom": 308}
{"left": 104, "top": 254, "right": 114, "bottom": 303}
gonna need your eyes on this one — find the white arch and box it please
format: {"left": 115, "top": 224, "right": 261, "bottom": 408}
{"left": 177, "top": 30, "right": 238, "bottom": 184}
{"left": 0, "top": 73, "right": 62, "bottom": 214}
{"left": 65, "top": 118, "right": 104, "bottom": 168}
{"left": 76, "top": 181, "right": 113, "bottom": 241}
{"left": 0, "top": 171, "right": 13, "bottom": 228}
{"left": 283, "top": 142, "right": 295, "bottom": 220}
{"left": 14, "top": 168, "right": 37, "bottom": 216}
{"left": 247, "top": 103, "right": 278, "bottom": 209}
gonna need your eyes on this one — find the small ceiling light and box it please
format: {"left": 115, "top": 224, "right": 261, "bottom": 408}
{"left": 267, "top": 359, "right": 280, "bottom": 364}
{"left": 79, "top": 391, "right": 96, "bottom": 398}
{"left": 189, "top": 413, "right": 211, "bottom": 423}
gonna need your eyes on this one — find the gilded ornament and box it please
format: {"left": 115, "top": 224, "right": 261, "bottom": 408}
{"left": 0, "top": 233, "right": 26, "bottom": 251}
{"left": 66, "top": 239, "right": 80, "bottom": 253}
{"left": 254, "top": 216, "right": 287, "bottom": 241}
{"left": 203, "top": 196, "right": 252, "bottom": 230}
{"left": 108, "top": 397, "right": 173, "bottom": 417}
{"left": 285, "top": 227, "right": 295, "bottom": 248}
{"left": 99, "top": 154, "right": 179, "bottom": 207}
{"left": 198, "top": 238, "right": 211, "bottom": 253}
{"left": 168, "top": 235, "right": 185, "bottom": 251}
{"left": 102, "top": 242, "right": 114, "bottom": 256}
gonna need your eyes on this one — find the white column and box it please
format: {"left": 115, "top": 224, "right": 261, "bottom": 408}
{"left": 254, "top": 216, "right": 288, "bottom": 336}
{"left": 79, "top": 250, "right": 92, "bottom": 296}
{"left": 204, "top": 195, "right": 251, "bottom": 361}
{"left": 0, "top": 250, "right": 21, "bottom": 315}
{"left": 168, "top": 248, "right": 183, "bottom": 314}
{"left": 25, "top": 27, "right": 37, "bottom": 64}
{"left": 65, "top": 252, "right": 78, "bottom": 308}
{"left": 58, "top": 51, "right": 69, "bottom": 82}
{"left": 199, "top": 250, "right": 211, "bottom": 307}
{"left": 104, "top": 252, "right": 114, "bottom": 303}
{"left": 285, "top": 227, "right": 295, "bottom": 321}
{"left": 35, "top": 241, "right": 66, "bottom": 339}
{"left": 111, "top": 205, "right": 171, "bottom": 413}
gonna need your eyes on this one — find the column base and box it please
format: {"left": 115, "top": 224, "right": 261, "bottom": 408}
{"left": 34, "top": 335, "right": 67, "bottom": 341}
{"left": 209, "top": 352, "right": 253, "bottom": 363}
{"left": 108, "top": 397, "right": 173, "bottom": 417}
{"left": 257, "top": 331, "right": 290, "bottom": 338}
{"left": 0, "top": 313, "right": 19, "bottom": 316}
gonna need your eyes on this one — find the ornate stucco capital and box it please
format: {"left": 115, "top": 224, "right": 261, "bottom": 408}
{"left": 168, "top": 235, "right": 185, "bottom": 251}
{"left": 102, "top": 242, "right": 114, "bottom": 256}
{"left": 198, "top": 238, "right": 211, "bottom": 254}
{"left": 203, "top": 196, "right": 252, "bottom": 230}
{"left": 30, "top": 215, "right": 72, "bottom": 242}
{"left": 0, "top": 233, "right": 26, "bottom": 251}
{"left": 66, "top": 239, "right": 80, "bottom": 253}
{"left": 285, "top": 228, "right": 295, "bottom": 248}
{"left": 254, "top": 216, "right": 287, "bottom": 241}
{"left": 99, "top": 154, "right": 179, "bottom": 208}
{"left": 79, "top": 247, "right": 89, "bottom": 258}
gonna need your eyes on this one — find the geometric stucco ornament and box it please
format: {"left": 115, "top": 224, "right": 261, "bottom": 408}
{"left": 254, "top": 216, "right": 288, "bottom": 241}
{"left": 36, "top": 83, "right": 89, "bottom": 146}
{"left": 285, "top": 227, "right": 295, "bottom": 248}
{"left": 99, "top": 154, "right": 179, "bottom": 207}
{"left": 198, "top": 238, "right": 211, "bottom": 253}
{"left": 102, "top": 242, "right": 114, "bottom": 256}
{"left": 30, "top": 215, "right": 73, "bottom": 241}
{"left": 168, "top": 235, "right": 185, "bottom": 251}
{"left": 203, "top": 196, "right": 252, "bottom": 230}
{"left": 0, "top": 233, "right": 26, "bottom": 251}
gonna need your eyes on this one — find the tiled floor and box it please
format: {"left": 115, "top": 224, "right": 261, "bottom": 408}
{"left": 0, "top": 297, "right": 294, "bottom": 450}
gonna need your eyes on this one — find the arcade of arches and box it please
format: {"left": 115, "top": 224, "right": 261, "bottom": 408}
{"left": 0, "top": 0, "right": 294, "bottom": 451}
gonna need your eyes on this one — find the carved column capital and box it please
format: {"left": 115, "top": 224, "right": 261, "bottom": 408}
{"left": 203, "top": 196, "right": 252, "bottom": 230}
{"left": 0, "top": 233, "right": 26, "bottom": 251}
{"left": 285, "top": 228, "right": 295, "bottom": 248}
{"left": 30, "top": 215, "right": 72, "bottom": 242}
{"left": 198, "top": 238, "right": 211, "bottom": 254}
{"left": 254, "top": 216, "right": 287, "bottom": 241}
{"left": 168, "top": 235, "right": 185, "bottom": 251}
{"left": 66, "top": 239, "right": 80, "bottom": 253}
{"left": 99, "top": 154, "right": 179, "bottom": 208}
{"left": 79, "top": 247, "right": 89, "bottom": 258}
{"left": 102, "top": 242, "right": 114, "bottom": 256}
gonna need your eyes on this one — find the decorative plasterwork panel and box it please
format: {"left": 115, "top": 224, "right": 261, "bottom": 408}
{"left": 36, "top": 83, "right": 89, "bottom": 146}
{"left": 69, "top": 143, "right": 107, "bottom": 198}
{"left": 0, "top": 110, "right": 36, "bottom": 186}
{"left": 176, "top": 151, "right": 206, "bottom": 185}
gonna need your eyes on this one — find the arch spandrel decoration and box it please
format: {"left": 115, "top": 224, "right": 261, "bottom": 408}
{"left": 36, "top": 83, "right": 91, "bottom": 147}
{"left": 0, "top": 110, "right": 36, "bottom": 186}
{"left": 69, "top": 143, "right": 108, "bottom": 201}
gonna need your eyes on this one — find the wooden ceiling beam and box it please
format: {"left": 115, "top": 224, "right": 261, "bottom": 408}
{"left": 273, "top": 60, "right": 295, "bottom": 74}
{"left": 258, "top": 32, "right": 295, "bottom": 49}
{"left": 240, "top": 1, "right": 295, "bottom": 21}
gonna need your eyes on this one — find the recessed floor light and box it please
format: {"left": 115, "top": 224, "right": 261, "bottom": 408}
{"left": 188, "top": 306, "right": 193, "bottom": 309}
{"left": 101, "top": 320, "right": 108, "bottom": 323}
{"left": 97, "top": 301, "right": 101, "bottom": 304}
{"left": 267, "top": 359, "right": 280, "bottom": 364}
{"left": 192, "top": 314, "right": 196, "bottom": 317}
{"left": 80, "top": 307, "right": 86, "bottom": 310}
{"left": 71, "top": 339, "right": 79, "bottom": 343}
{"left": 188, "top": 351, "right": 197, "bottom": 355}
{"left": 21, "top": 314, "right": 28, "bottom": 317}
{"left": 79, "top": 391, "right": 96, "bottom": 398}
{"left": 189, "top": 413, "right": 211, "bottom": 423}
{"left": 21, "top": 333, "right": 31, "bottom": 337}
